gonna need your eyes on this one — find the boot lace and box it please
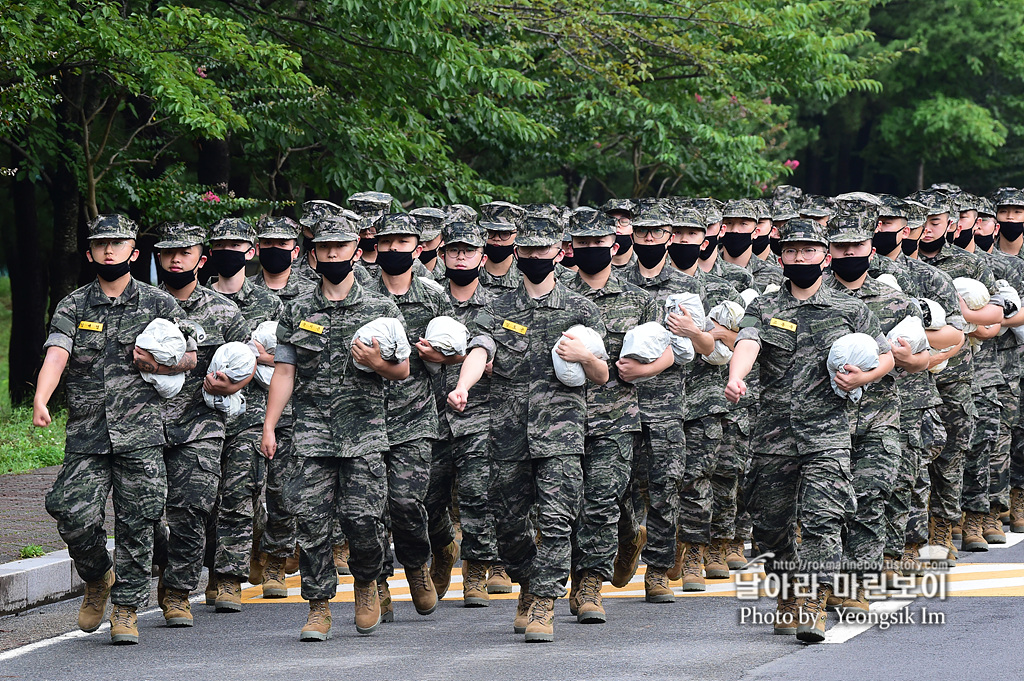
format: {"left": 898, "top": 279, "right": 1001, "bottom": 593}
{"left": 490, "top": 564, "right": 509, "bottom": 581}
{"left": 579, "top": 573, "right": 602, "bottom": 606}
{"left": 83, "top": 576, "right": 109, "bottom": 610}
{"left": 408, "top": 565, "right": 432, "bottom": 593}
{"left": 111, "top": 606, "right": 135, "bottom": 628}
{"left": 355, "top": 583, "right": 375, "bottom": 610}
{"left": 264, "top": 556, "right": 286, "bottom": 583}
{"left": 467, "top": 561, "right": 489, "bottom": 588}
{"left": 706, "top": 541, "right": 726, "bottom": 567}
{"left": 527, "top": 597, "right": 550, "bottom": 625}
{"left": 684, "top": 544, "right": 704, "bottom": 576}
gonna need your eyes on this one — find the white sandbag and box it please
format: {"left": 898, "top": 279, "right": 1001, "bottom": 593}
{"left": 252, "top": 320, "right": 278, "bottom": 388}
{"left": 664, "top": 293, "right": 705, "bottom": 365}
{"left": 1013, "top": 327, "right": 1024, "bottom": 344}
{"left": 996, "top": 280, "right": 1021, "bottom": 336}
{"left": 928, "top": 347, "right": 951, "bottom": 374}
{"left": 203, "top": 341, "right": 257, "bottom": 417}
{"left": 876, "top": 273, "right": 903, "bottom": 292}
{"left": 917, "top": 298, "right": 947, "bottom": 331}
{"left": 135, "top": 318, "right": 187, "bottom": 398}
{"left": 619, "top": 322, "right": 672, "bottom": 384}
{"left": 351, "top": 317, "right": 412, "bottom": 372}
{"left": 886, "top": 316, "right": 930, "bottom": 355}
{"left": 953, "top": 277, "right": 990, "bottom": 310}
{"left": 418, "top": 276, "right": 445, "bottom": 294}
{"left": 551, "top": 325, "right": 609, "bottom": 387}
{"left": 763, "top": 283, "right": 781, "bottom": 295}
{"left": 422, "top": 316, "right": 469, "bottom": 375}
{"left": 701, "top": 300, "right": 745, "bottom": 366}
{"left": 827, "top": 333, "right": 880, "bottom": 403}
{"left": 739, "top": 288, "right": 760, "bottom": 306}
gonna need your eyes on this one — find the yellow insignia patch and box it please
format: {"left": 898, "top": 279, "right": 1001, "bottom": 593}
{"left": 78, "top": 321, "right": 104, "bottom": 332}
{"left": 769, "top": 318, "right": 797, "bottom": 332}
{"left": 299, "top": 320, "right": 325, "bottom": 334}
{"left": 502, "top": 320, "right": 528, "bottom": 335}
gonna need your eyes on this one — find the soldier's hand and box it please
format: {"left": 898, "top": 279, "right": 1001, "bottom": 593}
{"left": 253, "top": 341, "right": 275, "bottom": 366}
{"left": 555, "top": 332, "right": 594, "bottom": 363}
{"left": 132, "top": 346, "right": 159, "bottom": 373}
{"left": 615, "top": 357, "right": 648, "bottom": 384}
{"left": 667, "top": 310, "right": 699, "bottom": 338}
{"left": 725, "top": 378, "right": 747, "bottom": 404}
{"left": 261, "top": 427, "right": 277, "bottom": 460}
{"left": 32, "top": 402, "right": 51, "bottom": 428}
{"left": 204, "top": 371, "right": 235, "bottom": 395}
{"left": 890, "top": 336, "right": 915, "bottom": 364}
{"left": 447, "top": 388, "right": 469, "bottom": 412}
{"left": 834, "top": 365, "right": 867, "bottom": 391}
{"left": 415, "top": 339, "right": 448, "bottom": 364}
{"left": 484, "top": 361, "right": 493, "bottom": 376}
{"left": 351, "top": 338, "right": 384, "bottom": 370}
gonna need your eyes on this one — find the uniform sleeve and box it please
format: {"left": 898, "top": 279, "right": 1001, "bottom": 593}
{"left": 933, "top": 270, "right": 966, "bottom": 331}
{"left": 581, "top": 297, "right": 608, "bottom": 340}
{"left": 640, "top": 293, "right": 661, "bottom": 325}
{"left": 224, "top": 307, "right": 250, "bottom": 344}
{"left": 857, "top": 303, "right": 891, "bottom": 356}
{"left": 466, "top": 305, "right": 497, "bottom": 363}
{"left": 43, "top": 295, "right": 78, "bottom": 354}
{"left": 736, "top": 297, "right": 764, "bottom": 346}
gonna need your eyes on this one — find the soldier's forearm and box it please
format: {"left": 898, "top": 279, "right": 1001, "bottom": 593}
{"left": 34, "top": 347, "right": 70, "bottom": 407}
{"left": 926, "top": 325, "right": 963, "bottom": 350}
{"left": 728, "top": 339, "right": 759, "bottom": 383}
{"left": 456, "top": 347, "right": 488, "bottom": 392}
{"left": 264, "top": 363, "right": 295, "bottom": 432}
{"left": 159, "top": 351, "right": 197, "bottom": 376}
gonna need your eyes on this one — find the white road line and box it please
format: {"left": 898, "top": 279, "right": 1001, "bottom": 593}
{"left": 823, "top": 599, "right": 915, "bottom": 644}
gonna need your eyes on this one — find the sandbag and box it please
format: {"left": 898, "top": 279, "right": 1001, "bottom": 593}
{"left": 739, "top": 288, "right": 760, "bottom": 306}
{"left": 252, "top": 320, "right": 278, "bottom": 388}
{"left": 953, "top": 277, "right": 990, "bottom": 310}
{"left": 997, "top": 280, "right": 1021, "bottom": 337}
{"left": 876, "top": 273, "right": 903, "bottom": 292}
{"left": 762, "top": 283, "right": 781, "bottom": 295}
{"left": 827, "top": 333, "right": 881, "bottom": 404}
{"left": 886, "top": 315, "right": 930, "bottom": 355}
{"left": 351, "top": 317, "right": 411, "bottom": 372}
{"left": 664, "top": 293, "right": 705, "bottom": 365}
{"left": 551, "top": 325, "right": 608, "bottom": 387}
{"left": 422, "top": 315, "right": 469, "bottom": 375}
{"left": 135, "top": 318, "right": 187, "bottom": 398}
{"left": 917, "top": 298, "right": 947, "bottom": 330}
{"left": 203, "top": 341, "right": 257, "bottom": 417}
{"left": 619, "top": 322, "right": 672, "bottom": 384}
{"left": 702, "top": 300, "right": 746, "bottom": 366}
{"left": 418, "top": 276, "right": 446, "bottom": 294}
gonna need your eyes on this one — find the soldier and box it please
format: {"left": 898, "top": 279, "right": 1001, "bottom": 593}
{"left": 726, "top": 218, "right": 894, "bottom": 643}
{"left": 365, "top": 213, "right": 455, "bottom": 621}
{"left": 619, "top": 202, "right": 715, "bottom": 603}
{"left": 32, "top": 215, "right": 197, "bottom": 645}
{"left": 697, "top": 199, "right": 757, "bottom": 294}
{"left": 262, "top": 214, "right": 409, "bottom": 640}
{"left": 349, "top": 191, "right": 395, "bottom": 277}
{"left": 799, "top": 195, "right": 834, "bottom": 227}
{"left": 447, "top": 210, "right": 609, "bottom": 643}
{"left": 720, "top": 199, "right": 784, "bottom": 292}
{"left": 410, "top": 207, "right": 447, "bottom": 280}
{"left": 751, "top": 199, "right": 774, "bottom": 261}
{"left": 252, "top": 215, "right": 317, "bottom": 303}
{"left": 151, "top": 221, "right": 251, "bottom": 627}
{"left": 204, "top": 218, "right": 285, "bottom": 610}
{"left": 563, "top": 208, "right": 667, "bottom": 623}
{"left": 600, "top": 199, "right": 638, "bottom": 270}
{"left": 478, "top": 201, "right": 525, "bottom": 291}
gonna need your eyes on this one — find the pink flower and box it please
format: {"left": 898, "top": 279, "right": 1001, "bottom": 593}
{"left": 783, "top": 159, "right": 800, "bottom": 169}
{"left": 196, "top": 66, "right": 207, "bottom": 78}
{"left": 202, "top": 191, "right": 220, "bottom": 203}
{"left": 730, "top": 95, "right": 738, "bottom": 104}
{"left": 763, "top": 97, "right": 772, "bottom": 105}
{"left": 695, "top": 94, "right": 704, "bottom": 103}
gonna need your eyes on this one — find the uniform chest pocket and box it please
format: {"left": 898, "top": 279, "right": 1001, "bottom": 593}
{"left": 760, "top": 323, "right": 797, "bottom": 353}
{"left": 289, "top": 330, "right": 328, "bottom": 377}
{"left": 492, "top": 327, "right": 530, "bottom": 378}
{"left": 70, "top": 327, "right": 107, "bottom": 372}
{"left": 806, "top": 316, "right": 851, "bottom": 347}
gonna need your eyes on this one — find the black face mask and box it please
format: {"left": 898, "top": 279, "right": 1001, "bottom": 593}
{"left": 209, "top": 249, "right": 247, "bottom": 278}
{"left": 94, "top": 258, "right": 133, "bottom": 282}
{"left": 419, "top": 247, "right": 438, "bottom": 264}
{"left": 918, "top": 238, "right": 944, "bottom": 256}
{"left": 872, "top": 230, "right": 900, "bottom": 256}
{"left": 376, "top": 250, "right": 414, "bottom": 276}
{"left": 721, "top": 231, "right": 753, "bottom": 258}
{"left": 358, "top": 237, "right": 378, "bottom": 254}
{"left": 259, "top": 246, "right": 293, "bottom": 274}
{"left": 944, "top": 230, "right": 956, "bottom": 245}
{"left": 751, "top": 234, "right": 770, "bottom": 254}
{"left": 699, "top": 234, "right": 719, "bottom": 261}
{"left": 484, "top": 243, "right": 514, "bottom": 263}
{"left": 302, "top": 236, "right": 315, "bottom": 254}
{"left": 315, "top": 257, "right": 354, "bottom": 285}
{"left": 560, "top": 254, "right": 576, "bottom": 269}
{"left": 445, "top": 266, "right": 480, "bottom": 286}
{"left": 830, "top": 255, "right": 871, "bottom": 283}
{"left": 633, "top": 243, "right": 667, "bottom": 269}
{"left": 769, "top": 237, "right": 783, "bottom": 257}
{"left": 953, "top": 228, "right": 974, "bottom": 249}
{"left": 1000, "top": 221, "right": 1024, "bottom": 242}
{"left": 974, "top": 233, "right": 995, "bottom": 252}
{"left": 614, "top": 234, "right": 634, "bottom": 255}
{"left": 516, "top": 257, "right": 556, "bottom": 284}
{"left": 159, "top": 263, "right": 198, "bottom": 289}
{"left": 783, "top": 262, "right": 824, "bottom": 289}
{"left": 901, "top": 238, "right": 919, "bottom": 256}
{"left": 668, "top": 243, "right": 701, "bottom": 271}
{"left": 573, "top": 246, "right": 613, "bottom": 275}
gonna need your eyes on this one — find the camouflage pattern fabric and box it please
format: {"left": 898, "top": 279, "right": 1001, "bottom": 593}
{"left": 710, "top": 256, "right": 756, "bottom": 294}
{"left": 710, "top": 410, "right": 751, "bottom": 541}
{"left": 965, "top": 388, "right": 998, "bottom": 514}
{"left": 381, "top": 438, "right": 433, "bottom": 576}
{"left": 426, "top": 429, "right": 497, "bottom": 561}
{"left": 571, "top": 432, "right": 635, "bottom": 580}
{"left": 478, "top": 264, "right": 523, "bottom": 291}
{"left": 250, "top": 268, "right": 316, "bottom": 303}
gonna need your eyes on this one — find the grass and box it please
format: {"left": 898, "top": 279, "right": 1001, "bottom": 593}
{"left": 0, "top": 276, "right": 68, "bottom": 475}
{"left": 19, "top": 544, "right": 45, "bottom": 559}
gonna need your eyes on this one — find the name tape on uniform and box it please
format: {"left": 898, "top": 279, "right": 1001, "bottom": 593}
{"left": 78, "top": 321, "right": 104, "bottom": 332}
{"left": 299, "top": 320, "right": 325, "bottom": 334}
{"left": 502, "top": 320, "right": 528, "bottom": 335}
{"left": 769, "top": 318, "right": 797, "bottom": 332}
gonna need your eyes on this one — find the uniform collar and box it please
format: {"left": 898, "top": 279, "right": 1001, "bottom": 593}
{"left": 513, "top": 280, "right": 570, "bottom": 309}
{"left": 86, "top": 276, "right": 140, "bottom": 307}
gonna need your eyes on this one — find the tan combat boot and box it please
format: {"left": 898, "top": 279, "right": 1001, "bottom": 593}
{"left": 109, "top": 604, "right": 139, "bottom": 645}
{"left": 705, "top": 540, "right": 730, "bottom": 579}
{"left": 78, "top": 568, "right": 115, "bottom": 633}
{"left": 840, "top": 584, "right": 870, "bottom": 615}
{"left": 774, "top": 595, "right": 798, "bottom": 635}
{"left": 1011, "top": 488, "right": 1024, "bottom": 533}
{"left": 205, "top": 574, "right": 218, "bottom": 606}
{"left": 952, "top": 515, "right": 963, "bottom": 542}
{"left": 881, "top": 557, "right": 901, "bottom": 591}
{"left": 284, "top": 543, "right": 300, "bottom": 574}
{"left": 486, "top": 563, "right": 514, "bottom": 594}
{"left": 262, "top": 554, "right": 288, "bottom": 598}
{"left": 644, "top": 567, "right": 675, "bottom": 603}
{"left": 796, "top": 584, "right": 831, "bottom": 643}
{"left": 162, "top": 587, "right": 193, "bottom": 627}
{"left": 929, "top": 516, "right": 958, "bottom": 566}
{"left": 429, "top": 540, "right": 460, "bottom": 599}
{"left": 666, "top": 539, "right": 685, "bottom": 581}
{"left": 462, "top": 560, "right": 490, "bottom": 607}
{"left": 406, "top": 563, "right": 439, "bottom": 615}
{"left": 984, "top": 510, "right": 1007, "bottom": 544}
{"left": 901, "top": 543, "right": 924, "bottom": 576}
{"left": 248, "top": 542, "right": 267, "bottom": 586}
{"left": 725, "top": 538, "right": 747, "bottom": 570}
{"left": 513, "top": 589, "right": 535, "bottom": 633}
{"left": 576, "top": 571, "right": 606, "bottom": 624}
{"left": 681, "top": 543, "right": 706, "bottom": 592}
{"left": 524, "top": 596, "right": 555, "bottom": 642}
{"left": 568, "top": 571, "right": 581, "bottom": 617}
{"left": 353, "top": 580, "right": 381, "bottom": 634}
{"left": 299, "top": 599, "right": 332, "bottom": 641}
{"left": 610, "top": 526, "right": 647, "bottom": 588}
{"left": 333, "top": 541, "right": 351, "bottom": 576}
{"left": 216, "top": 576, "right": 242, "bottom": 613}
{"left": 961, "top": 511, "right": 989, "bottom": 552}
{"left": 377, "top": 578, "right": 394, "bottom": 622}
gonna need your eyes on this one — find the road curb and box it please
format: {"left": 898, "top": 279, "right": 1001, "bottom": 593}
{"left": 0, "top": 539, "right": 114, "bottom": 616}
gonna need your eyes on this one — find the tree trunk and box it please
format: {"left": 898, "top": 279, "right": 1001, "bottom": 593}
{"left": 197, "top": 136, "right": 231, "bottom": 188}
{"left": 916, "top": 160, "right": 925, "bottom": 191}
{"left": 48, "top": 71, "right": 86, "bottom": 316}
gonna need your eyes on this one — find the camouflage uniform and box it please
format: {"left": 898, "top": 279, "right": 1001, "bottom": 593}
{"left": 465, "top": 216, "right": 607, "bottom": 599}
{"left": 478, "top": 201, "right": 524, "bottom": 292}
{"left": 44, "top": 215, "right": 194, "bottom": 608}
{"left": 409, "top": 207, "right": 447, "bottom": 281}
{"left": 709, "top": 257, "right": 757, "bottom": 294}
{"left": 366, "top": 214, "right": 454, "bottom": 577}
{"left": 153, "top": 222, "right": 250, "bottom": 593}
{"left": 737, "top": 219, "right": 890, "bottom": 588}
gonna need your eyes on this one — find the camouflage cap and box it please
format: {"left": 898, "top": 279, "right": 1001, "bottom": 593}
{"left": 409, "top": 207, "right": 445, "bottom": 241}
{"left": 632, "top": 202, "right": 675, "bottom": 228}
{"left": 826, "top": 213, "right": 875, "bottom": 243}
{"left": 374, "top": 212, "right": 421, "bottom": 238}
{"left": 672, "top": 207, "right": 707, "bottom": 231}
{"left": 87, "top": 214, "right": 138, "bottom": 240}
{"left": 799, "top": 195, "right": 835, "bottom": 218}
{"left": 994, "top": 188, "right": 1024, "bottom": 209}
{"left": 955, "top": 192, "right": 982, "bottom": 214}
{"left": 154, "top": 221, "right": 206, "bottom": 249}
{"left": 977, "top": 197, "right": 997, "bottom": 217}
{"left": 903, "top": 199, "right": 929, "bottom": 230}
{"left": 877, "top": 194, "right": 911, "bottom": 220}
{"left": 300, "top": 200, "right": 345, "bottom": 228}
{"left": 691, "top": 197, "right": 723, "bottom": 224}
{"left": 721, "top": 199, "right": 759, "bottom": 221}
{"left": 600, "top": 198, "right": 636, "bottom": 218}
{"left": 779, "top": 218, "right": 829, "bottom": 246}
{"left": 347, "top": 191, "right": 394, "bottom": 218}
{"left": 444, "top": 204, "right": 478, "bottom": 225}
{"left": 442, "top": 221, "right": 485, "bottom": 248}
{"left": 919, "top": 192, "right": 952, "bottom": 217}
{"left": 568, "top": 207, "right": 616, "bottom": 237}
{"left": 834, "top": 192, "right": 881, "bottom": 215}
{"left": 773, "top": 184, "right": 804, "bottom": 203}
{"left": 754, "top": 199, "right": 773, "bottom": 221}
{"left": 929, "top": 182, "right": 962, "bottom": 195}
{"left": 256, "top": 215, "right": 301, "bottom": 240}
{"left": 772, "top": 199, "right": 800, "bottom": 222}
{"left": 208, "top": 217, "right": 256, "bottom": 244}
{"left": 515, "top": 211, "right": 562, "bottom": 247}
{"left": 479, "top": 200, "right": 525, "bottom": 232}
{"left": 312, "top": 215, "right": 359, "bottom": 243}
